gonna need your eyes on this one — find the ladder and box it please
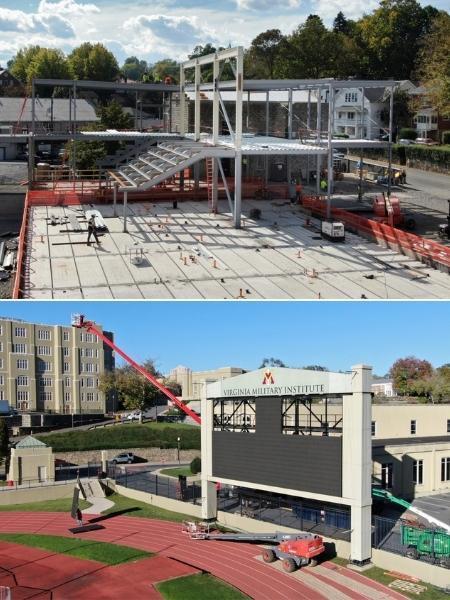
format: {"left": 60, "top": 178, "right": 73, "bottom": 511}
{"left": 13, "top": 97, "right": 28, "bottom": 134}
{"left": 206, "top": 157, "right": 215, "bottom": 213}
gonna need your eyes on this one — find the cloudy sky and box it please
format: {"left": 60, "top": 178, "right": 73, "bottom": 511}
{"left": 0, "top": 0, "right": 447, "bottom": 67}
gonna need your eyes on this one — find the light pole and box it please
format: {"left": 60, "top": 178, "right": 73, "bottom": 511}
{"left": 177, "top": 436, "right": 181, "bottom": 464}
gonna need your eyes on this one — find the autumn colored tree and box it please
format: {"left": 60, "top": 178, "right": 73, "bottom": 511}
{"left": 389, "top": 356, "right": 433, "bottom": 395}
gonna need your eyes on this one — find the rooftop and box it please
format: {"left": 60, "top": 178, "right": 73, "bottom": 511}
{"left": 19, "top": 199, "right": 450, "bottom": 300}
{"left": 0, "top": 97, "right": 98, "bottom": 123}
{"left": 15, "top": 435, "right": 47, "bottom": 448}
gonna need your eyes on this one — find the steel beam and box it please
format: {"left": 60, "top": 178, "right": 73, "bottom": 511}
{"left": 123, "top": 190, "right": 128, "bottom": 233}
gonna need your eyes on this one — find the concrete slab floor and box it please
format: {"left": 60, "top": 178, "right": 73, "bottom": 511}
{"left": 20, "top": 200, "right": 450, "bottom": 299}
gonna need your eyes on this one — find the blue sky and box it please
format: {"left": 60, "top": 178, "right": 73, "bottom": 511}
{"left": 0, "top": 0, "right": 448, "bottom": 67}
{"left": 0, "top": 301, "right": 448, "bottom": 375}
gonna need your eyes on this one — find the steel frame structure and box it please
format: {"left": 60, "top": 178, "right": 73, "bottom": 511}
{"left": 281, "top": 397, "right": 343, "bottom": 436}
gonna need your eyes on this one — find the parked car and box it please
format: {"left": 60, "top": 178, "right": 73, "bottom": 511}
{"left": 111, "top": 452, "right": 134, "bottom": 464}
{"left": 415, "top": 137, "right": 438, "bottom": 146}
{"left": 398, "top": 139, "right": 414, "bottom": 145}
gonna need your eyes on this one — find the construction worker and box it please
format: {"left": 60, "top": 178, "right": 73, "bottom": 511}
{"left": 320, "top": 178, "right": 327, "bottom": 192}
{"left": 87, "top": 216, "right": 101, "bottom": 246}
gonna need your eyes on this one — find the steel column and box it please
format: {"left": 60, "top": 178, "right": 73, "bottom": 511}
{"left": 358, "top": 88, "right": 365, "bottom": 202}
{"left": 113, "top": 183, "right": 118, "bottom": 217}
{"left": 179, "top": 66, "right": 186, "bottom": 136}
{"left": 234, "top": 151, "right": 242, "bottom": 228}
{"left": 287, "top": 88, "right": 293, "bottom": 184}
{"left": 194, "top": 62, "right": 201, "bottom": 141}
{"left": 326, "top": 85, "right": 334, "bottom": 219}
{"left": 387, "top": 86, "right": 394, "bottom": 198}
{"left": 265, "top": 91, "right": 269, "bottom": 184}
{"left": 306, "top": 90, "right": 311, "bottom": 184}
{"left": 123, "top": 190, "right": 128, "bottom": 232}
{"left": 316, "top": 88, "right": 322, "bottom": 194}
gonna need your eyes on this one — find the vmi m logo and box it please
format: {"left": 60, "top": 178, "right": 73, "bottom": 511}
{"left": 262, "top": 369, "right": 274, "bottom": 385}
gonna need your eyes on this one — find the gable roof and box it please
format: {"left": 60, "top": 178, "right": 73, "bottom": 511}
{"left": 0, "top": 97, "right": 99, "bottom": 123}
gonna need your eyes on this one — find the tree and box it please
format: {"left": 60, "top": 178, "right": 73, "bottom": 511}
{"left": 416, "top": 12, "right": 450, "bottom": 117}
{"left": 121, "top": 57, "right": 148, "bottom": 82}
{"left": 99, "top": 100, "right": 134, "bottom": 130}
{"left": 302, "top": 365, "right": 328, "bottom": 371}
{"left": 355, "top": 0, "right": 440, "bottom": 79}
{"left": 389, "top": 356, "right": 433, "bottom": 395}
{"left": 68, "top": 43, "right": 119, "bottom": 81}
{"left": 333, "top": 12, "right": 354, "bottom": 35}
{"left": 152, "top": 59, "right": 179, "bottom": 83}
{"left": 246, "top": 30, "right": 285, "bottom": 79}
{"left": 259, "top": 358, "right": 286, "bottom": 368}
{"left": 99, "top": 359, "right": 170, "bottom": 411}
{"left": 9, "top": 46, "right": 69, "bottom": 85}
{"left": 0, "top": 418, "right": 9, "bottom": 473}
{"left": 190, "top": 456, "right": 201, "bottom": 474}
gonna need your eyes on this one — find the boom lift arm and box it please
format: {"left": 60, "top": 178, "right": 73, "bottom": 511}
{"left": 71, "top": 314, "right": 201, "bottom": 425}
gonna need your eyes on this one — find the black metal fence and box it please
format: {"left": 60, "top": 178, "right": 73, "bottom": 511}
{"left": 108, "top": 464, "right": 201, "bottom": 504}
{"left": 0, "top": 461, "right": 101, "bottom": 491}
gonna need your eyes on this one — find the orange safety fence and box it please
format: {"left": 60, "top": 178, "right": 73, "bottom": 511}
{"left": 301, "top": 195, "right": 450, "bottom": 270}
{"left": 12, "top": 193, "right": 30, "bottom": 299}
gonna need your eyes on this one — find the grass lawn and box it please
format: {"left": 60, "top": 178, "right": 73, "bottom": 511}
{"left": 0, "top": 532, "right": 150, "bottom": 565}
{"left": 331, "top": 557, "right": 446, "bottom": 600}
{"left": 0, "top": 497, "right": 91, "bottom": 512}
{"left": 159, "top": 467, "right": 195, "bottom": 478}
{"left": 156, "top": 574, "right": 249, "bottom": 600}
{"left": 103, "top": 492, "right": 195, "bottom": 523}
{"left": 36, "top": 422, "right": 200, "bottom": 452}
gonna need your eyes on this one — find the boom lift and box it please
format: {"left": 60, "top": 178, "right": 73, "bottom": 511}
{"left": 182, "top": 521, "right": 325, "bottom": 572}
{"left": 70, "top": 314, "right": 201, "bottom": 425}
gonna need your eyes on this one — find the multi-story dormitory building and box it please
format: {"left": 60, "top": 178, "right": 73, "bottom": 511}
{"left": 0, "top": 317, "right": 114, "bottom": 414}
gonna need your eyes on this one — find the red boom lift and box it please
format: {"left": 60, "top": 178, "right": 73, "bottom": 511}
{"left": 71, "top": 314, "right": 201, "bottom": 425}
{"left": 182, "top": 521, "right": 325, "bottom": 572}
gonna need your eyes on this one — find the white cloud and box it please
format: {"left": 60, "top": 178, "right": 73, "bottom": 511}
{"left": 311, "top": 0, "right": 378, "bottom": 21}
{"left": 236, "top": 0, "right": 300, "bottom": 9}
{"left": 123, "top": 14, "right": 219, "bottom": 59}
{"left": 0, "top": 8, "right": 75, "bottom": 37}
{"left": 37, "top": 0, "right": 100, "bottom": 17}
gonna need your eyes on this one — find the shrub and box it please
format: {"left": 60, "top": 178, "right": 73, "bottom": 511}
{"left": 190, "top": 456, "right": 201, "bottom": 474}
{"left": 398, "top": 128, "right": 417, "bottom": 140}
{"left": 442, "top": 131, "right": 450, "bottom": 145}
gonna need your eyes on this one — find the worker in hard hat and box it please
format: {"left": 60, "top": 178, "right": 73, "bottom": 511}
{"left": 87, "top": 216, "right": 101, "bottom": 246}
{"left": 320, "top": 179, "right": 327, "bottom": 192}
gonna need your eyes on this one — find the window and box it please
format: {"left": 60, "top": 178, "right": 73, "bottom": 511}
{"left": 0, "top": 375, "right": 3, "bottom": 385}
{"left": 63, "top": 347, "right": 70, "bottom": 357}
{"left": 0, "top": 325, "right": 3, "bottom": 335}
{"left": 441, "top": 458, "right": 450, "bottom": 482}
{"left": 40, "top": 391, "right": 52, "bottom": 403}
{"left": 86, "top": 392, "right": 95, "bottom": 402}
{"left": 63, "top": 331, "right": 70, "bottom": 341}
{"left": 85, "top": 377, "right": 94, "bottom": 388}
{"left": 37, "top": 345, "right": 51, "bottom": 356}
{"left": 16, "top": 376, "right": 28, "bottom": 386}
{"left": 0, "top": 390, "right": 4, "bottom": 401}
{"left": 63, "top": 362, "right": 70, "bottom": 373}
{"left": 0, "top": 342, "right": 3, "bottom": 352}
{"left": 413, "top": 459, "right": 423, "bottom": 485}
{"left": 12, "top": 344, "right": 27, "bottom": 354}
{"left": 0, "top": 358, "right": 3, "bottom": 369}
{"left": 381, "top": 463, "right": 393, "bottom": 489}
{"left": 371, "top": 421, "right": 376, "bottom": 436}
{"left": 17, "top": 359, "right": 28, "bottom": 369}
{"left": 347, "top": 112, "right": 355, "bottom": 120}
{"left": 410, "top": 420, "right": 416, "bottom": 435}
{"left": 37, "top": 330, "right": 51, "bottom": 340}
{"left": 16, "top": 390, "right": 29, "bottom": 402}
{"left": 345, "top": 92, "right": 358, "bottom": 103}
{"left": 447, "top": 419, "right": 450, "bottom": 434}
{"left": 39, "top": 376, "right": 52, "bottom": 387}
{"left": 15, "top": 327, "right": 26, "bottom": 337}
{"left": 81, "top": 363, "right": 95, "bottom": 373}
{"left": 65, "top": 377, "right": 71, "bottom": 387}
{"left": 38, "top": 361, "right": 51, "bottom": 372}
{"left": 81, "top": 348, "right": 94, "bottom": 358}
{"left": 64, "top": 392, "right": 71, "bottom": 403}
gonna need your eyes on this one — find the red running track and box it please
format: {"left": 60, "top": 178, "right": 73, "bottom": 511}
{"left": 0, "top": 512, "right": 408, "bottom": 600}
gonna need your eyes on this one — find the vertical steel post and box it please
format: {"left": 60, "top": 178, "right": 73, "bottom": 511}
{"left": 123, "top": 190, "right": 128, "bottom": 232}
{"left": 265, "top": 90, "right": 269, "bottom": 184}
{"left": 113, "top": 183, "right": 118, "bottom": 217}
{"left": 234, "top": 48, "right": 244, "bottom": 228}
{"left": 287, "top": 88, "right": 293, "bottom": 185}
{"left": 326, "top": 84, "right": 334, "bottom": 219}
{"left": 358, "top": 88, "right": 365, "bottom": 202}
{"left": 28, "top": 81, "right": 36, "bottom": 186}
{"left": 72, "top": 82, "right": 77, "bottom": 177}
{"left": 179, "top": 65, "right": 186, "bottom": 136}
{"left": 194, "top": 61, "right": 201, "bottom": 141}
{"left": 306, "top": 89, "right": 311, "bottom": 184}
{"left": 316, "top": 87, "right": 322, "bottom": 195}
{"left": 387, "top": 86, "right": 394, "bottom": 198}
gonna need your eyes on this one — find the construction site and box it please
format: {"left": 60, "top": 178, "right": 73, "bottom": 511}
{"left": 4, "top": 47, "right": 450, "bottom": 299}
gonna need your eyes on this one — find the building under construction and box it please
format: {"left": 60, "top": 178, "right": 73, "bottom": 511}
{"left": 6, "top": 47, "right": 450, "bottom": 299}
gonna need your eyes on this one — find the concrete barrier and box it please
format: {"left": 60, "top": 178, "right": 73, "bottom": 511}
{"left": 114, "top": 483, "right": 202, "bottom": 519}
{"left": 0, "top": 482, "right": 75, "bottom": 505}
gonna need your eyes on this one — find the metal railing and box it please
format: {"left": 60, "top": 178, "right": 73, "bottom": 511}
{"left": 0, "top": 461, "right": 101, "bottom": 491}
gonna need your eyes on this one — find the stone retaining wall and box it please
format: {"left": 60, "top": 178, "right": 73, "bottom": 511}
{"left": 55, "top": 448, "right": 200, "bottom": 465}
